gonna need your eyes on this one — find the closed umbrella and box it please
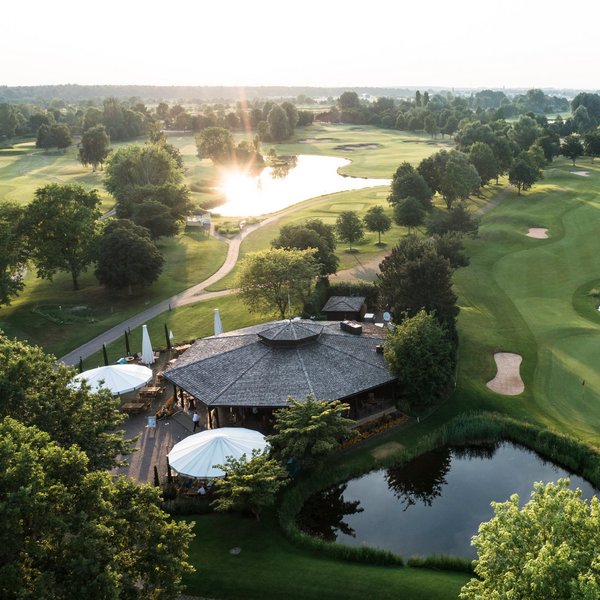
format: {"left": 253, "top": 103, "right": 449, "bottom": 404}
{"left": 70, "top": 364, "right": 153, "bottom": 396}
{"left": 214, "top": 308, "right": 223, "bottom": 336}
{"left": 141, "top": 324, "right": 155, "bottom": 365}
{"left": 167, "top": 427, "right": 268, "bottom": 478}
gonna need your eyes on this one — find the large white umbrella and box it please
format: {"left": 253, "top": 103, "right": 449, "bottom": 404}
{"left": 70, "top": 364, "right": 153, "bottom": 396}
{"left": 168, "top": 427, "right": 268, "bottom": 478}
{"left": 214, "top": 308, "right": 223, "bottom": 336}
{"left": 141, "top": 324, "right": 155, "bottom": 365}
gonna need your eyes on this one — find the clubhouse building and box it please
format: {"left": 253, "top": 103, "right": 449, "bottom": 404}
{"left": 163, "top": 319, "right": 398, "bottom": 431}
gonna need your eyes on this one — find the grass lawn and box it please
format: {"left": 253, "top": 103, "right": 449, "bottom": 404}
{"left": 180, "top": 512, "right": 469, "bottom": 600}
{"left": 453, "top": 157, "right": 600, "bottom": 444}
{"left": 0, "top": 141, "right": 115, "bottom": 211}
{"left": 81, "top": 293, "right": 265, "bottom": 369}
{"left": 0, "top": 230, "right": 227, "bottom": 358}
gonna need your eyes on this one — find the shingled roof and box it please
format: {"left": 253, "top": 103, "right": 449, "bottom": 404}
{"left": 321, "top": 296, "right": 365, "bottom": 313}
{"left": 163, "top": 319, "right": 395, "bottom": 408}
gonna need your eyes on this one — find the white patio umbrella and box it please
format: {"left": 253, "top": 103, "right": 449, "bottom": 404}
{"left": 141, "top": 324, "right": 155, "bottom": 365}
{"left": 167, "top": 427, "right": 268, "bottom": 478}
{"left": 70, "top": 364, "right": 153, "bottom": 396}
{"left": 214, "top": 308, "right": 223, "bottom": 336}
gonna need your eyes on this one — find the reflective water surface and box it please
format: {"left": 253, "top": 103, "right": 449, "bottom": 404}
{"left": 215, "top": 154, "right": 390, "bottom": 217}
{"left": 298, "top": 442, "right": 598, "bottom": 558}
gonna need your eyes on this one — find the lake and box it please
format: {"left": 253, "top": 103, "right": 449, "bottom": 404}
{"left": 215, "top": 154, "right": 390, "bottom": 217}
{"left": 297, "top": 442, "right": 598, "bottom": 558}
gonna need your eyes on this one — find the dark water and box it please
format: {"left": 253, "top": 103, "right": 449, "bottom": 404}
{"left": 298, "top": 442, "right": 598, "bottom": 558}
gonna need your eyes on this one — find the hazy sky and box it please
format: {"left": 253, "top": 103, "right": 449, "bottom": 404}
{"left": 2, "top": 0, "right": 599, "bottom": 90}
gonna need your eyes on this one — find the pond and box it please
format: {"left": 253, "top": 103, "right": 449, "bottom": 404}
{"left": 298, "top": 442, "right": 598, "bottom": 559}
{"left": 215, "top": 155, "right": 390, "bottom": 217}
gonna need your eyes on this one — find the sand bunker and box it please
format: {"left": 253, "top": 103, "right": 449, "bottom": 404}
{"left": 334, "top": 143, "right": 382, "bottom": 151}
{"left": 571, "top": 171, "right": 590, "bottom": 176}
{"left": 526, "top": 228, "right": 549, "bottom": 239}
{"left": 298, "top": 137, "right": 338, "bottom": 143}
{"left": 486, "top": 352, "right": 524, "bottom": 395}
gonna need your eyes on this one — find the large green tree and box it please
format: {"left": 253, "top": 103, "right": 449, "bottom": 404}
{"left": 23, "top": 184, "right": 101, "bottom": 290}
{"left": 377, "top": 235, "right": 459, "bottom": 326}
{"left": 388, "top": 162, "right": 433, "bottom": 209}
{"left": 0, "top": 334, "right": 132, "bottom": 470}
{"left": 212, "top": 450, "right": 287, "bottom": 520}
{"left": 94, "top": 219, "right": 164, "bottom": 292}
{"left": 439, "top": 151, "right": 481, "bottom": 208}
{"left": 363, "top": 205, "right": 392, "bottom": 245}
{"left": 236, "top": 247, "right": 319, "bottom": 319}
{"left": 468, "top": 141, "right": 500, "bottom": 186}
{"left": 268, "top": 396, "right": 354, "bottom": 468}
{"left": 272, "top": 219, "right": 339, "bottom": 277}
{"left": 460, "top": 480, "right": 600, "bottom": 600}
{"left": 104, "top": 143, "right": 191, "bottom": 229}
{"left": 393, "top": 197, "right": 425, "bottom": 233}
{"left": 560, "top": 134, "right": 585, "bottom": 166}
{"left": 78, "top": 124, "right": 111, "bottom": 171}
{"left": 384, "top": 310, "right": 454, "bottom": 404}
{"left": 336, "top": 210, "right": 365, "bottom": 251}
{"left": 267, "top": 104, "right": 290, "bottom": 142}
{"left": 583, "top": 130, "right": 600, "bottom": 161}
{"left": 509, "top": 153, "right": 542, "bottom": 195}
{"left": 195, "top": 126, "right": 234, "bottom": 163}
{"left": 0, "top": 203, "right": 27, "bottom": 307}
{"left": 0, "top": 418, "right": 193, "bottom": 600}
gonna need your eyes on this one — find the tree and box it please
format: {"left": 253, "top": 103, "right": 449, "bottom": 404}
{"left": 281, "top": 101, "right": 299, "bottom": 132}
{"left": 561, "top": 134, "right": 585, "bottom": 166}
{"left": 78, "top": 124, "right": 110, "bottom": 171}
{"left": 94, "top": 219, "right": 164, "bottom": 292}
{"left": 104, "top": 143, "right": 191, "bottom": 226}
{"left": 509, "top": 153, "right": 542, "bottom": 195}
{"left": 388, "top": 161, "right": 433, "bottom": 209}
{"left": 35, "top": 123, "right": 53, "bottom": 150}
{"left": 460, "top": 480, "right": 600, "bottom": 600}
{"left": 583, "top": 130, "right": 600, "bottom": 161}
{"left": 468, "top": 142, "right": 500, "bottom": 186}
{"left": 384, "top": 310, "right": 454, "bottom": 404}
{"left": 417, "top": 150, "right": 449, "bottom": 196}
{"left": 440, "top": 151, "right": 481, "bottom": 208}
{"left": 509, "top": 115, "right": 540, "bottom": 150}
{"left": 51, "top": 123, "right": 72, "bottom": 150}
{"left": 132, "top": 199, "right": 180, "bottom": 239}
{"left": 377, "top": 235, "right": 459, "bottom": 326}
{"left": 212, "top": 449, "right": 286, "bottom": 520}
{"left": 195, "top": 126, "right": 234, "bottom": 163}
{"left": 426, "top": 203, "right": 479, "bottom": 237}
{"left": 0, "top": 418, "right": 193, "bottom": 599}
{"left": 0, "top": 334, "right": 132, "bottom": 469}
{"left": 22, "top": 184, "right": 101, "bottom": 290}
{"left": 393, "top": 197, "right": 425, "bottom": 233}
{"left": 338, "top": 91, "right": 361, "bottom": 110}
{"left": 0, "top": 203, "right": 27, "bottom": 307}
{"left": 272, "top": 219, "right": 339, "bottom": 277}
{"left": 0, "top": 103, "right": 18, "bottom": 140}
{"left": 336, "top": 210, "right": 365, "bottom": 251}
{"left": 236, "top": 248, "right": 319, "bottom": 319}
{"left": 363, "top": 205, "right": 392, "bottom": 244}
{"left": 432, "top": 232, "right": 470, "bottom": 268}
{"left": 267, "top": 104, "right": 290, "bottom": 142}
{"left": 268, "top": 396, "right": 354, "bottom": 468}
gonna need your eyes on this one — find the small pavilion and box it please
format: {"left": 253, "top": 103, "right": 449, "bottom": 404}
{"left": 163, "top": 319, "right": 397, "bottom": 431}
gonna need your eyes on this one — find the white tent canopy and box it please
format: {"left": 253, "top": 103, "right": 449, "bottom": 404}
{"left": 70, "top": 364, "right": 153, "bottom": 396}
{"left": 167, "top": 427, "right": 268, "bottom": 478}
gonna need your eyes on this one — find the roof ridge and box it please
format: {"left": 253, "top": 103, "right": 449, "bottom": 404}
{"left": 295, "top": 347, "right": 314, "bottom": 396}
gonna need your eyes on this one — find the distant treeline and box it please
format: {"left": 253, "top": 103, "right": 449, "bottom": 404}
{"left": 0, "top": 84, "right": 595, "bottom": 104}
